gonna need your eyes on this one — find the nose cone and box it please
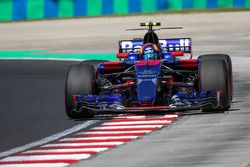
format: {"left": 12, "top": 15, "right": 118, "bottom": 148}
{"left": 135, "top": 60, "right": 161, "bottom": 105}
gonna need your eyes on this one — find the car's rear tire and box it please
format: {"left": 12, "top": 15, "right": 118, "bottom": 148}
{"left": 199, "top": 54, "right": 233, "bottom": 101}
{"left": 65, "top": 64, "right": 96, "bottom": 118}
{"left": 198, "top": 57, "right": 231, "bottom": 111}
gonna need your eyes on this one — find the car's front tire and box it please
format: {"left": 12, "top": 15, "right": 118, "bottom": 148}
{"left": 198, "top": 54, "right": 233, "bottom": 101}
{"left": 65, "top": 64, "right": 96, "bottom": 118}
{"left": 198, "top": 56, "right": 231, "bottom": 111}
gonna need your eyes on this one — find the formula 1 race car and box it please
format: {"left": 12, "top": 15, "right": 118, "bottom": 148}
{"left": 65, "top": 22, "right": 233, "bottom": 118}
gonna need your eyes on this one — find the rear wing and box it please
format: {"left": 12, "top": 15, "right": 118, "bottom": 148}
{"left": 119, "top": 39, "right": 143, "bottom": 53}
{"left": 119, "top": 38, "right": 192, "bottom": 57}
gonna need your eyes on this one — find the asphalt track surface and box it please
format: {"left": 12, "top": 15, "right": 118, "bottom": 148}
{"left": 0, "top": 60, "right": 84, "bottom": 152}
{"left": 0, "top": 12, "right": 250, "bottom": 167}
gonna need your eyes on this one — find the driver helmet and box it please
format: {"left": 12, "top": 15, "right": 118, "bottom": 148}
{"left": 140, "top": 43, "right": 159, "bottom": 60}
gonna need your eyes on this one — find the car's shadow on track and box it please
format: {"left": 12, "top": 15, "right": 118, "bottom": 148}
{"left": 69, "top": 115, "right": 115, "bottom": 121}
{"left": 181, "top": 100, "right": 241, "bottom": 116}
{"left": 69, "top": 111, "right": 180, "bottom": 121}
{"left": 182, "top": 108, "right": 240, "bottom": 116}
{"left": 231, "top": 100, "right": 242, "bottom": 104}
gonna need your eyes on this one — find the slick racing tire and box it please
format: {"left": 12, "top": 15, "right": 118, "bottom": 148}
{"left": 198, "top": 57, "right": 231, "bottom": 111}
{"left": 198, "top": 54, "right": 233, "bottom": 101}
{"left": 65, "top": 64, "right": 96, "bottom": 118}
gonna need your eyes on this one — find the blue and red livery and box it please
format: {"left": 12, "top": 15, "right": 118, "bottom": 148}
{"left": 65, "top": 22, "right": 233, "bottom": 118}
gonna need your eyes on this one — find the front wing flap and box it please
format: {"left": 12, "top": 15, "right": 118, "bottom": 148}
{"left": 76, "top": 96, "right": 217, "bottom": 114}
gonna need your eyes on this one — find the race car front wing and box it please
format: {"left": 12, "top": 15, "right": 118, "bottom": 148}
{"left": 72, "top": 91, "right": 222, "bottom": 114}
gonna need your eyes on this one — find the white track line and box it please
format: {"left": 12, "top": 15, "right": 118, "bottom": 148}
{"left": 2, "top": 154, "right": 90, "bottom": 161}
{"left": 0, "top": 163, "right": 69, "bottom": 167}
{"left": 41, "top": 142, "right": 124, "bottom": 148}
{"left": 60, "top": 136, "right": 138, "bottom": 141}
{"left": 24, "top": 148, "right": 108, "bottom": 153}
{"left": 115, "top": 114, "right": 178, "bottom": 119}
{"left": 77, "top": 130, "right": 152, "bottom": 135}
{"left": 164, "top": 114, "right": 179, "bottom": 118}
{"left": 103, "top": 120, "right": 171, "bottom": 125}
{"left": 114, "top": 116, "right": 146, "bottom": 119}
{"left": 93, "top": 125, "right": 164, "bottom": 130}
{"left": 0, "top": 120, "right": 94, "bottom": 158}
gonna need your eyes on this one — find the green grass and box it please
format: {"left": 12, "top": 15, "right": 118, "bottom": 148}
{"left": 0, "top": 50, "right": 116, "bottom": 61}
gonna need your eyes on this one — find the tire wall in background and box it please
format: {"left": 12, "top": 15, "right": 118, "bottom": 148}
{"left": 0, "top": 0, "right": 250, "bottom": 21}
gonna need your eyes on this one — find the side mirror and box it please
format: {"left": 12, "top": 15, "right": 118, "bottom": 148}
{"left": 171, "top": 51, "right": 184, "bottom": 57}
{"left": 116, "top": 53, "right": 128, "bottom": 59}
